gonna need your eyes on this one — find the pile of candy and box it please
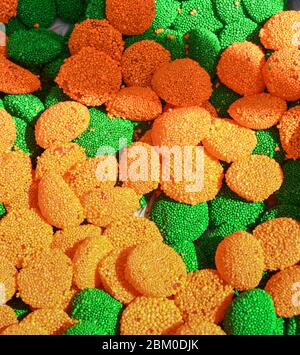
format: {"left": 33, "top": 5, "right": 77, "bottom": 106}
{"left": 0, "top": 0, "right": 300, "bottom": 336}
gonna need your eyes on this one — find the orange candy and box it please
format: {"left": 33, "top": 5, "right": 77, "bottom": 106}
{"left": 120, "top": 297, "right": 183, "bottom": 335}
{"left": 56, "top": 47, "right": 122, "bottom": 106}
{"left": 174, "top": 269, "right": 234, "bottom": 324}
{"left": 69, "top": 19, "right": 124, "bottom": 61}
{"left": 225, "top": 155, "right": 283, "bottom": 202}
{"left": 125, "top": 241, "right": 187, "bottom": 297}
{"left": 0, "top": 208, "right": 53, "bottom": 268}
{"left": 35, "top": 101, "right": 90, "bottom": 149}
{"left": 51, "top": 224, "right": 102, "bottom": 259}
{"left": 38, "top": 173, "right": 84, "bottom": 229}
{"left": 263, "top": 48, "right": 300, "bottom": 101}
{"left": 217, "top": 41, "right": 266, "bottom": 96}
{"left": 203, "top": 118, "right": 257, "bottom": 163}
{"left": 151, "top": 107, "right": 212, "bottom": 147}
{"left": 0, "top": 55, "right": 41, "bottom": 94}
{"left": 228, "top": 93, "right": 288, "bottom": 130}
{"left": 119, "top": 142, "right": 160, "bottom": 195}
{"left": 72, "top": 236, "right": 113, "bottom": 290}
{"left": 106, "top": 0, "right": 155, "bottom": 35}
{"left": 106, "top": 86, "right": 162, "bottom": 121}
{"left": 35, "top": 143, "right": 86, "bottom": 180}
{"left": 122, "top": 40, "right": 171, "bottom": 87}
{"left": 253, "top": 218, "right": 300, "bottom": 271}
{"left": 81, "top": 186, "right": 140, "bottom": 227}
{"left": 0, "top": 109, "right": 16, "bottom": 152}
{"left": 152, "top": 58, "right": 213, "bottom": 107}
{"left": 21, "top": 309, "right": 76, "bottom": 335}
{"left": 265, "top": 266, "right": 300, "bottom": 318}
{"left": 260, "top": 11, "right": 300, "bottom": 50}
{"left": 278, "top": 106, "right": 300, "bottom": 159}
{"left": 98, "top": 248, "right": 140, "bottom": 304}
{"left": 103, "top": 216, "right": 163, "bottom": 249}
{"left": 215, "top": 231, "right": 265, "bottom": 291}
{"left": 0, "top": 306, "right": 18, "bottom": 332}
{"left": 64, "top": 155, "right": 118, "bottom": 198}
{"left": 175, "top": 320, "right": 226, "bottom": 335}
{"left": 17, "top": 249, "right": 73, "bottom": 309}
{"left": 2, "top": 322, "right": 48, "bottom": 335}
{"left": 0, "top": 0, "right": 18, "bottom": 24}
{"left": 0, "top": 150, "right": 32, "bottom": 206}
{"left": 161, "top": 150, "right": 224, "bottom": 205}
{"left": 0, "top": 256, "right": 17, "bottom": 302}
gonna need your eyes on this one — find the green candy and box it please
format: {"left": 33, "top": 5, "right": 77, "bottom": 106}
{"left": 44, "top": 85, "right": 69, "bottom": 108}
{"left": 44, "top": 53, "right": 69, "bottom": 81}
{"left": 285, "top": 316, "right": 300, "bottom": 335}
{"left": 209, "top": 185, "right": 265, "bottom": 229}
{"left": 74, "top": 108, "right": 134, "bottom": 157}
{"left": 213, "top": 0, "right": 247, "bottom": 24}
{"left": 273, "top": 317, "right": 285, "bottom": 335}
{"left": 6, "top": 17, "right": 27, "bottom": 36}
{"left": 276, "top": 160, "right": 300, "bottom": 206}
{"left": 223, "top": 289, "right": 277, "bottom": 335}
{"left": 243, "top": 0, "right": 287, "bottom": 24}
{"left": 150, "top": 195, "right": 209, "bottom": 245}
{"left": 219, "top": 17, "right": 259, "bottom": 49}
{"left": 7, "top": 297, "right": 31, "bottom": 321}
{"left": 8, "top": 29, "right": 65, "bottom": 66}
{"left": 173, "top": 0, "right": 223, "bottom": 34}
{"left": 260, "top": 205, "right": 300, "bottom": 223}
{"left": 151, "top": 0, "right": 180, "bottom": 30}
{"left": 0, "top": 204, "right": 6, "bottom": 219}
{"left": 3, "top": 94, "right": 44, "bottom": 125}
{"left": 85, "top": 0, "right": 106, "bottom": 20}
{"left": 253, "top": 128, "right": 285, "bottom": 164}
{"left": 55, "top": 0, "right": 85, "bottom": 23}
{"left": 13, "top": 117, "right": 42, "bottom": 159}
{"left": 64, "top": 322, "right": 109, "bottom": 335}
{"left": 210, "top": 83, "right": 241, "bottom": 118}
{"left": 171, "top": 240, "right": 208, "bottom": 272}
{"left": 70, "top": 288, "right": 123, "bottom": 335}
{"left": 187, "top": 28, "right": 221, "bottom": 76}
{"left": 17, "top": 0, "right": 56, "bottom": 28}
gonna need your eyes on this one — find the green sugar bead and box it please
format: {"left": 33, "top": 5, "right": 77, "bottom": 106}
{"left": 173, "top": 0, "right": 223, "bottom": 35}
{"left": 187, "top": 28, "right": 221, "bottom": 77}
{"left": 151, "top": 0, "right": 180, "bottom": 30}
{"left": 213, "top": 0, "right": 247, "bottom": 24}
{"left": 210, "top": 83, "right": 241, "bottom": 118}
{"left": 44, "top": 85, "right": 69, "bottom": 108}
{"left": 260, "top": 205, "right": 300, "bottom": 223}
{"left": 209, "top": 185, "right": 265, "bottom": 229}
{"left": 6, "top": 17, "right": 27, "bottom": 36}
{"left": 7, "top": 297, "right": 31, "bottom": 321}
{"left": 218, "top": 18, "right": 259, "bottom": 49}
{"left": 285, "top": 316, "right": 300, "bottom": 335}
{"left": 85, "top": 0, "right": 106, "bottom": 20}
{"left": 253, "top": 128, "right": 285, "bottom": 164}
{"left": 8, "top": 29, "right": 65, "bottom": 66}
{"left": 150, "top": 195, "right": 209, "bottom": 244}
{"left": 70, "top": 288, "right": 123, "bottom": 335}
{"left": 17, "top": 0, "right": 56, "bottom": 28}
{"left": 3, "top": 94, "right": 44, "bottom": 125}
{"left": 55, "top": 0, "right": 85, "bottom": 23}
{"left": 171, "top": 240, "right": 208, "bottom": 272}
{"left": 13, "top": 117, "right": 42, "bottom": 159}
{"left": 65, "top": 322, "right": 109, "bottom": 335}
{"left": 223, "top": 289, "right": 277, "bottom": 335}
{"left": 198, "top": 223, "right": 246, "bottom": 268}
{"left": 274, "top": 317, "right": 285, "bottom": 335}
{"left": 243, "top": 0, "right": 287, "bottom": 24}
{"left": 276, "top": 160, "right": 300, "bottom": 207}
{"left": 74, "top": 108, "right": 134, "bottom": 158}
{"left": 0, "top": 99, "right": 4, "bottom": 108}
